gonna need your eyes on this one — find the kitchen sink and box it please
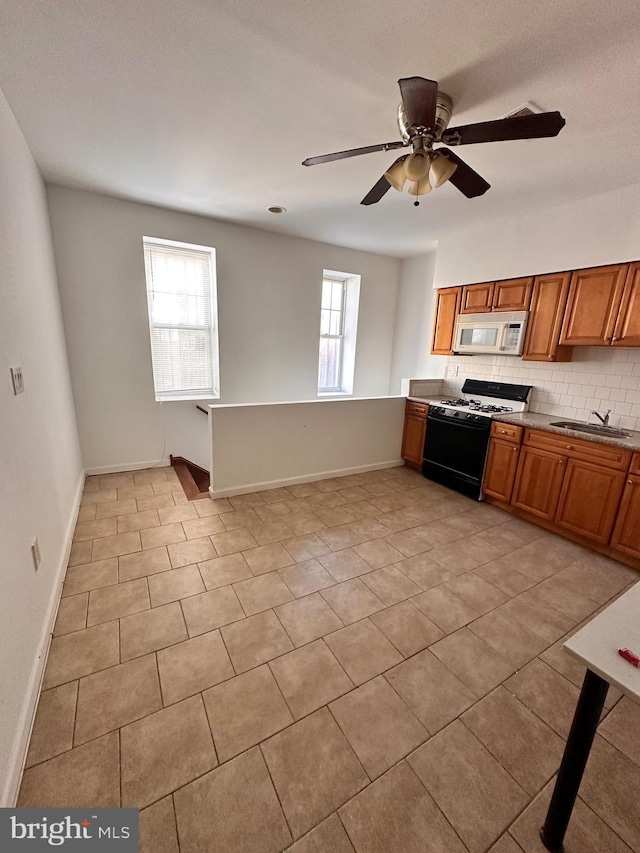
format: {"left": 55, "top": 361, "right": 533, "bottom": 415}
{"left": 549, "top": 420, "right": 631, "bottom": 438}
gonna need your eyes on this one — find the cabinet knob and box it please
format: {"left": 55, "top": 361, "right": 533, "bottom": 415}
{"left": 629, "top": 480, "right": 634, "bottom": 486}
{"left": 558, "top": 459, "right": 564, "bottom": 464}
{"left": 566, "top": 445, "right": 572, "bottom": 450}
{"left": 513, "top": 447, "right": 518, "bottom": 452}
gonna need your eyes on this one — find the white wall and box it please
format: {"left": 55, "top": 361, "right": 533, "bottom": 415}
{"left": 209, "top": 397, "right": 406, "bottom": 497}
{"left": 0, "top": 89, "right": 82, "bottom": 805}
{"left": 47, "top": 186, "right": 401, "bottom": 473}
{"left": 434, "top": 182, "right": 640, "bottom": 288}
{"left": 388, "top": 252, "right": 443, "bottom": 393}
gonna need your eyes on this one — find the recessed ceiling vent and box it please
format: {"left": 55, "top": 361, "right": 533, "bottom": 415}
{"left": 502, "top": 101, "right": 542, "bottom": 120}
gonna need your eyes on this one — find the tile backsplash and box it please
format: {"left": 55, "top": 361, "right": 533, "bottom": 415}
{"left": 441, "top": 348, "right": 640, "bottom": 432}
{"left": 406, "top": 378, "right": 444, "bottom": 398}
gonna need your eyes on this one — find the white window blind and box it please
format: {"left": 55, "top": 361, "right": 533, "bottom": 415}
{"left": 143, "top": 237, "right": 219, "bottom": 400}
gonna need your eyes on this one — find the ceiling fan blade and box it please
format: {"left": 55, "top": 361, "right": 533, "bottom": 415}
{"left": 360, "top": 176, "right": 392, "bottom": 206}
{"left": 360, "top": 155, "right": 408, "bottom": 205}
{"left": 302, "top": 141, "right": 404, "bottom": 166}
{"left": 436, "top": 149, "right": 490, "bottom": 198}
{"left": 442, "top": 111, "right": 566, "bottom": 146}
{"left": 398, "top": 77, "right": 438, "bottom": 131}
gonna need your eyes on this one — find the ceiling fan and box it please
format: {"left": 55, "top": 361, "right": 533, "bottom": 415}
{"left": 302, "top": 77, "right": 566, "bottom": 205}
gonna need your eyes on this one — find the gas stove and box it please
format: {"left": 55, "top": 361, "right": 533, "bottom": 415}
{"left": 439, "top": 398, "right": 516, "bottom": 415}
{"left": 434, "top": 379, "right": 532, "bottom": 421}
{"left": 423, "top": 379, "right": 533, "bottom": 501}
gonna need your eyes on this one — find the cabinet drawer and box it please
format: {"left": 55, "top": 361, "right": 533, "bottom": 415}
{"left": 630, "top": 453, "right": 640, "bottom": 476}
{"left": 491, "top": 421, "right": 523, "bottom": 443}
{"left": 406, "top": 401, "right": 428, "bottom": 418}
{"left": 523, "top": 428, "right": 631, "bottom": 471}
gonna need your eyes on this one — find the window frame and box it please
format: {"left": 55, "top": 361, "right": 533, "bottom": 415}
{"left": 318, "top": 276, "right": 348, "bottom": 393}
{"left": 142, "top": 236, "right": 220, "bottom": 402}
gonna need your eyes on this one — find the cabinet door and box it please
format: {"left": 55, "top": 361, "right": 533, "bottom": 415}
{"left": 460, "top": 282, "right": 495, "bottom": 314}
{"left": 612, "top": 262, "right": 640, "bottom": 347}
{"left": 610, "top": 475, "right": 640, "bottom": 558}
{"left": 555, "top": 459, "right": 626, "bottom": 544}
{"left": 522, "top": 273, "right": 572, "bottom": 362}
{"left": 559, "top": 263, "right": 628, "bottom": 346}
{"left": 431, "top": 287, "right": 462, "bottom": 355}
{"left": 483, "top": 438, "right": 520, "bottom": 502}
{"left": 512, "top": 445, "right": 566, "bottom": 520}
{"left": 401, "top": 415, "right": 426, "bottom": 468}
{"left": 492, "top": 277, "right": 533, "bottom": 312}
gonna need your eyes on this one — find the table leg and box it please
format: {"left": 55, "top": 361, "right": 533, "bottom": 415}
{"left": 539, "top": 668, "right": 609, "bottom": 853}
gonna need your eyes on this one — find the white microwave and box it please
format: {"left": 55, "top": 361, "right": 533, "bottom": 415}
{"left": 453, "top": 311, "right": 529, "bottom": 355}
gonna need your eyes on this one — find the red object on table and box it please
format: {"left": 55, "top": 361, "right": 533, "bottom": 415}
{"left": 618, "top": 648, "right": 640, "bottom": 668}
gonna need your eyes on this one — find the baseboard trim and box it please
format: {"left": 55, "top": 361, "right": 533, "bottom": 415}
{"left": 209, "top": 459, "right": 404, "bottom": 499}
{"left": 84, "top": 459, "right": 169, "bottom": 475}
{"left": 1, "top": 469, "right": 85, "bottom": 807}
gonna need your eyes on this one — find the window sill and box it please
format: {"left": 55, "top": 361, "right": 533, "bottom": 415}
{"left": 317, "top": 391, "right": 353, "bottom": 397}
{"left": 156, "top": 394, "right": 220, "bottom": 403}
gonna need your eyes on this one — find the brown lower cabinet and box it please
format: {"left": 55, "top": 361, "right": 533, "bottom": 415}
{"left": 611, "top": 475, "right": 640, "bottom": 558}
{"left": 483, "top": 424, "right": 640, "bottom": 567}
{"left": 401, "top": 401, "right": 427, "bottom": 469}
{"left": 483, "top": 438, "right": 520, "bottom": 502}
{"left": 482, "top": 421, "right": 522, "bottom": 502}
{"left": 554, "top": 458, "right": 626, "bottom": 544}
{"left": 511, "top": 445, "right": 566, "bottom": 520}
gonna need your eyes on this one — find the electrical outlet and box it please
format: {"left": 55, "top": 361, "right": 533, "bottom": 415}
{"left": 448, "top": 363, "right": 459, "bottom": 378}
{"left": 11, "top": 366, "right": 24, "bottom": 395}
{"left": 31, "top": 537, "right": 41, "bottom": 571}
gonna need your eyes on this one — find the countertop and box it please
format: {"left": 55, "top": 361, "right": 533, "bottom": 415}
{"left": 407, "top": 397, "right": 640, "bottom": 453}
{"left": 565, "top": 580, "right": 640, "bottom": 702}
{"left": 494, "top": 411, "right": 640, "bottom": 452}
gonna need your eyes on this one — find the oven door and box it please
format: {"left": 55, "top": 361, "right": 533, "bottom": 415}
{"left": 423, "top": 412, "right": 491, "bottom": 499}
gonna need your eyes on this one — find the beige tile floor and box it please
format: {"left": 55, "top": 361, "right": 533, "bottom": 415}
{"left": 19, "top": 464, "right": 640, "bottom": 853}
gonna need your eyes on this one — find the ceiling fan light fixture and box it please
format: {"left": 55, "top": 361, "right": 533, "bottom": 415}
{"left": 404, "top": 150, "right": 431, "bottom": 183}
{"left": 430, "top": 152, "right": 458, "bottom": 188}
{"left": 408, "top": 177, "right": 432, "bottom": 196}
{"left": 384, "top": 160, "right": 407, "bottom": 191}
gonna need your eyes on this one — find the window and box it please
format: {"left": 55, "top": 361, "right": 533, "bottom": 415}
{"left": 318, "top": 277, "right": 346, "bottom": 392}
{"left": 318, "top": 270, "right": 360, "bottom": 394}
{"left": 143, "top": 237, "right": 220, "bottom": 401}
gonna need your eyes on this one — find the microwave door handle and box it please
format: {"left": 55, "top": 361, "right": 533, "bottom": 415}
{"left": 498, "top": 324, "right": 508, "bottom": 351}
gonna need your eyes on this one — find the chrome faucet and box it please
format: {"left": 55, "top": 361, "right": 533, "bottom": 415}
{"left": 591, "top": 409, "right": 611, "bottom": 426}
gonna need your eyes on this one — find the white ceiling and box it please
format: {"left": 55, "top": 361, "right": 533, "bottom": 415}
{"left": 1, "top": 0, "right": 639, "bottom": 257}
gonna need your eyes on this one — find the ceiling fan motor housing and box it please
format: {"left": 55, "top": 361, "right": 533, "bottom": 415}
{"left": 397, "top": 91, "right": 453, "bottom": 142}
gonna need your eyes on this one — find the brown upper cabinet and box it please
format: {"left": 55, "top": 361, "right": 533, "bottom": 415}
{"left": 522, "top": 272, "right": 573, "bottom": 362}
{"left": 431, "top": 287, "right": 462, "bottom": 355}
{"left": 460, "top": 282, "right": 494, "bottom": 313}
{"left": 559, "top": 263, "right": 629, "bottom": 346}
{"left": 612, "top": 262, "right": 640, "bottom": 347}
{"left": 492, "top": 277, "right": 533, "bottom": 312}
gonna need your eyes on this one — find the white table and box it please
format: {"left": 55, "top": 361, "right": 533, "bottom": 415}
{"left": 540, "top": 581, "right": 640, "bottom": 852}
